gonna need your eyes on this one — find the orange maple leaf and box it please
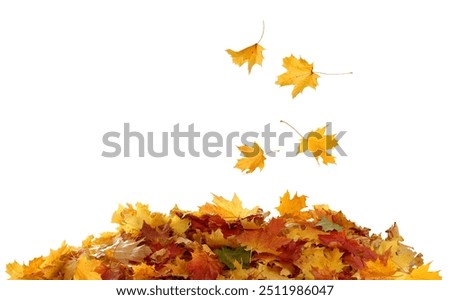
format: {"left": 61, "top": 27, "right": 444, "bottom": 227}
{"left": 237, "top": 218, "right": 290, "bottom": 254}
{"left": 276, "top": 191, "right": 308, "bottom": 218}
{"left": 235, "top": 142, "right": 266, "bottom": 173}
{"left": 187, "top": 248, "right": 222, "bottom": 280}
{"left": 359, "top": 258, "right": 397, "bottom": 279}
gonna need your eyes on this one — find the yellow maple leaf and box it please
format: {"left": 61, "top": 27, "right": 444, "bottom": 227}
{"left": 299, "top": 248, "right": 346, "bottom": 279}
{"left": 298, "top": 125, "right": 338, "bottom": 165}
{"left": 199, "top": 193, "right": 260, "bottom": 220}
{"left": 226, "top": 43, "right": 264, "bottom": 74}
{"left": 226, "top": 22, "right": 265, "bottom": 74}
{"left": 112, "top": 203, "right": 167, "bottom": 236}
{"left": 6, "top": 261, "right": 24, "bottom": 279}
{"left": 224, "top": 260, "right": 255, "bottom": 280}
{"left": 397, "top": 263, "right": 442, "bottom": 280}
{"left": 204, "top": 229, "right": 240, "bottom": 248}
{"left": 41, "top": 242, "right": 74, "bottom": 279}
{"left": 163, "top": 256, "right": 189, "bottom": 279}
{"left": 359, "top": 258, "right": 397, "bottom": 279}
{"left": 170, "top": 215, "right": 190, "bottom": 235}
{"left": 255, "top": 263, "right": 290, "bottom": 280}
{"left": 276, "top": 191, "right": 308, "bottom": 218}
{"left": 276, "top": 55, "right": 319, "bottom": 98}
{"left": 73, "top": 254, "right": 102, "bottom": 280}
{"left": 286, "top": 226, "right": 322, "bottom": 244}
{"left": 132, "top": 263, "right": 158, "bottom": 279}
{"left": 376, "top": 239, "right": 418, "bottom": 273}
{"left": 235, "top": 142, "right": 266, "bottom": 174}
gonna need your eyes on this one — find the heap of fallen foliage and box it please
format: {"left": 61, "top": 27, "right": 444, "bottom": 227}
{"left": 7, "top": 191, "right": 441, "bottom": 280}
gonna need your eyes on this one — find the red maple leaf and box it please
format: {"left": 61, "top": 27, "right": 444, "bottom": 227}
{"left": 237, "top": 218, "right": 290, "bottom": 254}
{"left": 187, "top": 249, "right": 222, "bottom": 280}
{"left": 318, "top": 231, "right": 377, "bottom": 269}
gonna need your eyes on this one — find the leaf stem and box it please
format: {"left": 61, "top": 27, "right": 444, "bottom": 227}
{"left": 315, "top": 71, "right": 353, "bottom": 75}
{"left": 280, "top": 120, "right": 303, "bottom": 138}
{"left": 257, "top": 21, "right": 265, "bottom": 44}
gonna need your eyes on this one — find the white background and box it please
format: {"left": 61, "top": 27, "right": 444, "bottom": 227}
{"left": 1, "top": 0, "right": 449, "bottom": 296}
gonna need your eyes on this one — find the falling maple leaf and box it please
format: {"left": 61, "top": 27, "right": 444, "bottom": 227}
{"left": 276, "top": 55, "right": 319, "bottom": 98}
{"left": 227, "top": 44, "right": 264, "bottom": 74}
{"left": 235, "top": 142, "right": 266, "bottom": 174}
{"left": 226, "top": 22, "right": 265, "bottom": 74}
{"left": 298, "top": 125, "right": 339, "bottom": 165}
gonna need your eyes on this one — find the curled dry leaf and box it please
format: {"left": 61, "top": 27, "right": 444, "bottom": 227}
{"left": 226, "top": 43, "right": 264, "bottom": 74}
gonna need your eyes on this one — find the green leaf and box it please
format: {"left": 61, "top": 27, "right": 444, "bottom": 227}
{"left": 316, "top": 216, "right": 343, "bottom": 232}
{"left": 214, "top": 247, "right": 251, "bottom": 270}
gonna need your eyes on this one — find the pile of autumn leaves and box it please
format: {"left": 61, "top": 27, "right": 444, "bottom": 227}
{"left": 7, "top": 192, "right": 440, "bottom": 280}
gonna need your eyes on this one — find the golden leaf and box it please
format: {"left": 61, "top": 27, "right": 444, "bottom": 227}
{"left": 298, "top": 125, "right": 339, "bottom": 165}
{"left": 199, "top": 193, "right": 260, "bottom": 220}
{"left": 226, "top": 43, "right": 264, "bottom": 74}
{"left": 359, "top": 258, "right": 397, "bottom": 279}
{"left": 276, "top": 191, "right": 307, "bottom": 218}
{"left": 276, "top": 55, "right": 319, "bottom": 98}
{"left": 73, "top": 255, "right": 102, "bottom": 280}
{"left": 235, "top": 142, "right": 266, "bottom": 174}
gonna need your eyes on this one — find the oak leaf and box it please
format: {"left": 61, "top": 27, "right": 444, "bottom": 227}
{"left": 235, "top": 142, "right": 266, "bottom": 174}
{"left": 276, "top": 55, "right": 319, "bottom": 98}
